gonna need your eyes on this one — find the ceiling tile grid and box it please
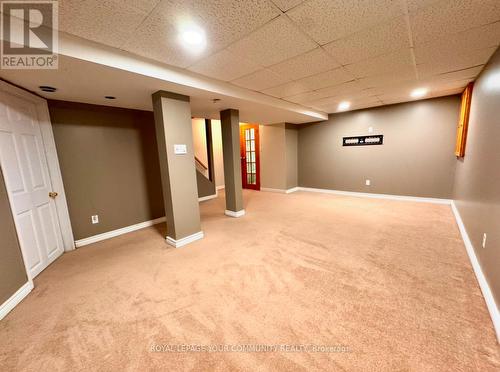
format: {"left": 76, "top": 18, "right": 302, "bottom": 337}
{"left": 226, "top": 15, "right": 318, "bottom": 67}
{"left": 286, "top": 0, "right": 406, "bottom": 45}
{"left": 268, "top": 47, "right": 341, "bottom": 81}
{"left": 410, "top": 0, "right": 500, "bottom": 46}
{"left": 261, "top": 81, "right": 311, "bottom": 98}
{"left": 44, "top": 0, "right": 500, "bottom": 115}
{"left": 188, "top": 50, "right": 261, "bottom": 81}
{"left": 296, "top": 67, "right": 355, "bottom": 91}
{"left": 231, "top": 68, "right": 291, "bottom": 91}
{"left": 323, "top": 16, "right": 411, "bottom": 65}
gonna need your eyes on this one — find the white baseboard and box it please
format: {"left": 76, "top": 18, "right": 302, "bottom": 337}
{"left": 261, "top": 187, "right": 299, "bottom": 194}
{"left": 166, "top": 231, "right": 204, "bottom": 248}
{"left": 225, "top": 209, "right": 245, "bottom": 218}
{"left": 298, "top": 187, "right": 452, "bottom": 205}
{"left": 0, "top": 281, "right": 34, "bottom": 320}
{"left": 216, "top": 185, "right": 225, "bottom": 190}
{"left": 75, "top": 217, "right": 166, "bottom": 247}
{"left": 451, "top": 201, "right": 500, "bottom": 343}
{"left": 261, "top": 187, "right": 287, "bottom": 193}
{"left": 198, "top": 193, "right": 217, "bottom": 202}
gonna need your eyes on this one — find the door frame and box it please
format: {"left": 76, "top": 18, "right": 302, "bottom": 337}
{"left": 239, "top": 123, "right": 260, "bottom": 190}
{"left": 0, "top": 81, "right": 75, "bottom": 279}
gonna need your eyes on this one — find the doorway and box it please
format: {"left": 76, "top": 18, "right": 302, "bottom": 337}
{"left": 239, "top": 123, "right": 260, "bottom": 190}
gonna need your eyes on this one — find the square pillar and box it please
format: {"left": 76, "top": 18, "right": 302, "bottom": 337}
{"left": 220, "top": 109, "right": 244, "bottom": 217}
{"left": 152, "top": 91, "right": 203, "bottom": 247}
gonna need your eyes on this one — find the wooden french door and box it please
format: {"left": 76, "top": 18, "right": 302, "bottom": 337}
{"left": 239, "top": 123, "right": 260, "bottom": 190}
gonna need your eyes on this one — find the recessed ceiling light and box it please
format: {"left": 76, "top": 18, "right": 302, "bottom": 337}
{"left": 338, "top": 101, "right": 351, "bottom": 111}
{"left": 178, "top": 23, "right": 206, "bottom": 52}
{"left": 39, "top": 85, "right": 56, "bottom": 92}
{"left": 411, "top": 87, "right": 428, "bottom": 98}
{"left": 104, "top": 96, "right": 116, "bottom": 100}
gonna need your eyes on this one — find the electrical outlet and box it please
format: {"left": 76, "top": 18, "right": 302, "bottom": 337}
{"left": 91, "top": 215, "right": 99, "bottom": 224}
{"left": 365, "top": 179, "right": 371, "bottom": 186}
{"left": 482, "top": 233, "right": 487, "bottom": 248}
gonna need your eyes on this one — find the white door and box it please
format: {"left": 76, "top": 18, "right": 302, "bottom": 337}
{"left": 0, "top": 92, "right": 64, "bottom": 278}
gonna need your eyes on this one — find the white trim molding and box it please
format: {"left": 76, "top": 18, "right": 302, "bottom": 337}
{"left": 166, "top": 231, "right": 204, "bottom": 248}
{"left": 0, "top": 281, "right": 34, "bottom": 320}
{"left": 261, "top": 187, "right": 299, "bottom": 194}
{"left": 298, "top": 187, "right": 452, "bottom": 205}
{"left": 261, "top": 188, "right": 287, "bottom": 193}
{"left": 199, "top": 193, "right": 217, "bottom": 202}
{"left": 225, "top": 209, "right": 246, "bottom": 218}
{"left": 216, "top": 185, "right": 225, "bottom": 190}
{"left": 75, "top": 217, "right": 166, "bottom": 247}
{"left": 451, "top": 201, "right": 500, "bottom": 342}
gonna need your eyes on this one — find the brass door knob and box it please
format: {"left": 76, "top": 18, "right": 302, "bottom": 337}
{"left": 49, "top": 192, "right": 58, "bottom": 199}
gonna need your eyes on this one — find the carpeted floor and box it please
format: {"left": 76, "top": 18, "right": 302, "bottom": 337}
{"left": 0, "top": 190, "right": 499, "bottom": 371}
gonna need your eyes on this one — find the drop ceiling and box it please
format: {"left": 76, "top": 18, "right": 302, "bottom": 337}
{"left": 3, "top": 0, "right": 500, "bottom": 120}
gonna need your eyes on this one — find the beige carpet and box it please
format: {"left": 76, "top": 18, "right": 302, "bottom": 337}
{"left": 1, "top": 190, "right": 498, "bottom": 371}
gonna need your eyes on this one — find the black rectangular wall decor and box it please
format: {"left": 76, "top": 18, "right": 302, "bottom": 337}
{"left": 343, "top": 135, "right": 383, "bottom": 147}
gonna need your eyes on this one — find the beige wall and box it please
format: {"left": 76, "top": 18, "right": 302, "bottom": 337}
{"left": 192, "top": 118, "right": 208, "bottom": 167}
{"left": 0, "top": 169, "right": 28, "bottom": 304}
{"left": 453, "top": 48, "right": 500, "bottom": 306}
{"left": 260, "top": 123, "right": 287, "bottom": 190}
{"left": 298, "top": 96, "right": 460, "bottom": 198}
{"left": 210, "top": 120, "right": 225, "bottom": 188}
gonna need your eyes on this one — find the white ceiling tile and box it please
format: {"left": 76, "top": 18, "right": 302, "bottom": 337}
{"left": 323, "top": 16, "right": 410, "bottom": 65}
{"left": 262, "top": 81, "right": 310, "bottom": 98}
{"left": 59, "top": 0, "right": 153, "bottom": 48}
{"left": 344, "top": 48, "right": 415, "bottom": 79}
{"left": 406, "top": 0, "right": 441, "bottom": 13}
{"left": 357, "top": 69, "right": 417, "bottom": 89}
{"left": 417, "top": 47, "right": 496, "bottom": 78}
{"left": 270, "top": 0, "right": 305, "bottom": 12}
{"left": 287, "top": 0, "right": 405, "bottom": 45}
{"left": 268, "top": 48, "right": 340, "bottom": 80}
{"left": 315, "top": 80, "right": 369, "bottom": 99}
{"left": 227, "top": 15, "right": 317, "bottom": 67}
{"left": 415, "top": 22, "right": 500, "bottom": 66}
{"left": 283, "top": 91, "right": 323, "bottom": 104}
{"left": 188, "top": 50, "right": 261, "bottom": 81}
{"left": 231, "top": 69, "right": 290, "bottom": 91}
{"left": 297, "top": 67, "right": 355, "bottom": 90}
{"left": 122, "top": 0, "right": 280, "bottom": 67}
{"left": 410, "top": 0, "right": 500, "bottom": 46}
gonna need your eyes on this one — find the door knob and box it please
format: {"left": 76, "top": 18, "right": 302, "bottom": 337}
{"left": 49, "top": 192, "right": 58, "bottom": 199}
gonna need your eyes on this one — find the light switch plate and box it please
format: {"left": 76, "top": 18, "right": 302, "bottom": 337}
{"left": 91, "top": 215, "right": 99, "bottom": 224}
{"left": 365, "top": 179, "right": 371, "bottom": 186}
{"left": 174, "top": 144, "right": 187, "bottom": 155}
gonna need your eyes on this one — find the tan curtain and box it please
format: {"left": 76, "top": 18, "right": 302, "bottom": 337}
{"left": 455, "top": 82, "right": 473, "bottom": 157}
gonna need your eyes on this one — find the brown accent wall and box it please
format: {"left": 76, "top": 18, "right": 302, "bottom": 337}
{"left": 49, "top": 101, "right": 165, "bottom": 240}
{"left": 0, "top": 169, "right": 28, "bottom": 304}
{"left": 453, "top": 48, "right": 500, "bottom": 306}
{"left": 260, "top": 123, "right": 287, "bottom": 190}
{"left": 298, "top": 95, "right": 460, "bottom": 198}
{"left": 285, "top": 125, "right": 298, "bottom": 190}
